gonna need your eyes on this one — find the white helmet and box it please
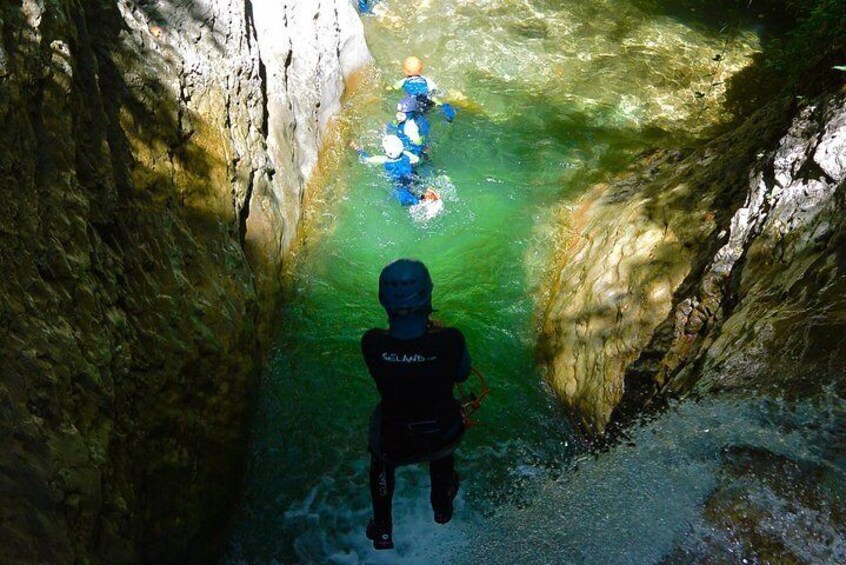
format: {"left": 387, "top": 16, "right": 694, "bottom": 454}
{"left": 382, "top": 135, "right": 404, "bottom": 159}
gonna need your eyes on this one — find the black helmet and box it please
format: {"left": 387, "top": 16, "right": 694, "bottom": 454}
{"left": 379, "top": 259, "right": 433, "bottom": 315}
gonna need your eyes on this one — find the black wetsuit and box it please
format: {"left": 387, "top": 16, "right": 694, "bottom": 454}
{"left": 361, "top": 325, "right": 471, "bottom": 526}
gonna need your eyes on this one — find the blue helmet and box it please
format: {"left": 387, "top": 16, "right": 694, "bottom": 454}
{"left": 397, "top": 95, "right": 421, "bottom": 114}
{"left": 379, "top": 259, "right": 433, "bottom": 315}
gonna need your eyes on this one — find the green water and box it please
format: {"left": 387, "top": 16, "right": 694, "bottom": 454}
{"left": 222, "top": 1, "right": 829, "bottom": 563}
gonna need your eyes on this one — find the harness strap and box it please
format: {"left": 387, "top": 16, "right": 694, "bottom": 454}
{"left": 457, "top": 367, "right": 491, "bottom": 428}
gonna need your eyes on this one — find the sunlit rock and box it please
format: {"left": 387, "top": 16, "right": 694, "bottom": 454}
{"left": 540, "top": 92, "right": 845, "bottom": 437}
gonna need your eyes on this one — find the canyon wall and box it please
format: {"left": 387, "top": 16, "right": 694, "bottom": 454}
{"left": 540, "top": 87, "right": 845, "bottom": 437}
{"left": 0, "top": 0, "right": 368, "bottom": 562}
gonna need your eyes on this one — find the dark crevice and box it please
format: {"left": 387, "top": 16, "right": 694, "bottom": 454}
{"left": 795, "top": 148, "right": 836, "bottom": 186}
{"left": 258, "top": 57, "right": 269, "bottom": 137}
{"left": 283, "top": 16, "right": 296, "bottom": 171}
{"left": 242, "top": 0, "right": 253, "bottom": 50}
{"left": 283, "top": 3, "right": 293, "bottom": 115}
{"left": 244, "top": 0, "right": 268, "bottom": 138}
{"left": 334, "top": 0, "right": 341, "bottom": 62}
{"left": 239, "top": 169, "right": 255, "bottom": 249}
{"left": 284, "top": 48, "right": 293, "bottom": 117}
{"left": 314, "top": 3, "right": 322, "bottom": 127}
{"left": 239, "top": 0, "right": 267, "bottom": 253}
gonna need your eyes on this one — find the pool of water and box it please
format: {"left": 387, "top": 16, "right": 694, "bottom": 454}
{"left": 220, "top": 1, "right": 841, "bottom": 563}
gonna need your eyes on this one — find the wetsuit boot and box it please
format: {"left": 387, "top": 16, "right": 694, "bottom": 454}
{"left": 366, "top": 518, "right": 394, "bottom": 550}
{"left": 432, "top": 471, "right": 460, "bottom": 524}
{"left": 368, "top": 454, "right": 395, "bottom": 549}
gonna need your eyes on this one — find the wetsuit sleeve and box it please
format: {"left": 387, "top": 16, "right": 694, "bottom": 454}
{"left": 360, "top": 330, "right": 382, "bottom": 386}
{"left": 362, "top": 154, "right": 390, "bottom": 165}
{"left": 457, "top": 341, "right": 471, "bottom": 383}
{"left": 361, "top": 331, "right": 375, "bottom": 373}
{"left": 425, "top": 76, "right": 445, "bottom": 106}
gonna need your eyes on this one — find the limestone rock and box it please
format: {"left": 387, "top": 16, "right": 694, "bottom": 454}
{"left": 673, "top": 96, "right": 846, "bottom": 397}
{"left": 540, "top": 91, "right": 845, "bottom": 437}
{"left": 0, "top": 1, "right": 369, "bottom": 563}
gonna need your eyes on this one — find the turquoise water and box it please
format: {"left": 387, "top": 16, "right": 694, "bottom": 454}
{"left": 222, "top": 2, "right": 846, "bottom": 563}
{"left": 226, "top": 77, "right": 584, "bottom": 561}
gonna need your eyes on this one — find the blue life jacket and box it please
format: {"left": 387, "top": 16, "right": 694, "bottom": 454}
{"left": 403, "top": 76, "right": 431, "bottom": 98}
{"left": 414, "top": 113, "right": 431, "bottom": 137}
{"left": 383, "top": 154, "right": 415, "bottom": 186}
{"left": 387, "top": 116, "right": 430, "bottom": 156}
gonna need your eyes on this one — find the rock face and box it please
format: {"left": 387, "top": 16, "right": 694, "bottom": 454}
{"left": 540, "top": 90, "right": 846, "bottom": 437}
{"left": 0, "top": 1, "right": 368, "bottom": 563}
{"left": 663, "top": 446, "right": 846, "bottom": 564}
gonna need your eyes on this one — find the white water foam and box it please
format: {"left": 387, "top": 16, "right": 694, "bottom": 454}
{"left": 463, "top": 392, "right": 846, "bottom": 565}
{"left": 285, "top": 464, "right": 477, "bottom": 564}
{"left": 409, "top": 174, "right": 457, "bottom": 223}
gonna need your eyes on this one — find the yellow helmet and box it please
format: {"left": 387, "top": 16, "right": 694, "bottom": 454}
{"left": 402, "top": 56, "right": 424, "bottom": 76}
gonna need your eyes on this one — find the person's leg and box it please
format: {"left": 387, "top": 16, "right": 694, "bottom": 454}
{"left": 393, "top": 185, "right": 419, "bottom": 206}
{"left": 368, "top": 454, "right": 395, "bottom": 549}
{"left": 429, "top": 454, "right": 459, "bottom": 524}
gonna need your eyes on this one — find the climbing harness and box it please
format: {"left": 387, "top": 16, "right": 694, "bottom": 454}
{"left": 457, "top": 367, "right": 491, "bottom": 429}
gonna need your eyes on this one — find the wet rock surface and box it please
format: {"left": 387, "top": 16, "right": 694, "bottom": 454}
{"left": 663, "top": 446, "right": 846, "bottom": 564}
{"left": 540, "top": 89, "right": 846, "bottom": 437}
{"left": 0, "top": 1, "right": 368, "bottom": 563}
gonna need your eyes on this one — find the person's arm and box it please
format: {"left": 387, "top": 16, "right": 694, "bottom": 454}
{"left": 362, "top": 154, "right": 390, "bottom": 165}
{"left": 423, "top": 77, "right": 456, "bottom": 121}
{"left": 424, "top": 77, "right": 445, "bottom": 106}
{"left": 351, "top": 142, "right": 389, "bottom": 164}
{"left": 456, "top": 341, "right": 471, "bottom": 383}
{"left": 386, "top": 78, "right": 406, "bottom": 91}
{"left": 403, "top": 151, "right": 420, "bottom": 165}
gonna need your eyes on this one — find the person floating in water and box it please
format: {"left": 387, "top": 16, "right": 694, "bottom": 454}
{"left": 353, "top": 134, "right": 421, "bottom": 206}
{"left": 386, "top": 95, "right": 430, "bottom": 157}
{"left": 361, "top": 259, "right": 471, "bottom": 550}
{"left": 357, "top": 0, "right": 379, "bottom": 14}
{"left": 390, "top": 56, "right": 457, "bottom": 122}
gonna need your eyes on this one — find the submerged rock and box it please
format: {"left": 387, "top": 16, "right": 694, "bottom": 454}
{"left": 0, "top": 1, "right": 369, "bottom": 563}
{"left": 664, "top": 446, "right": 846, "bottom": 564}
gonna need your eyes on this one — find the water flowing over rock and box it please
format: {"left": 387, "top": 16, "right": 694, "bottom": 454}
{"left": 0, "top": 1, "right": 369, "bottom": 562}
{"left": 540, "top": 90, "right": 846, "bottom": 437}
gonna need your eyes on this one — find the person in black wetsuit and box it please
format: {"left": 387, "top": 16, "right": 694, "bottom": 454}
{"left": 361, "top": 258, "right": 471, "bottom": 550}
